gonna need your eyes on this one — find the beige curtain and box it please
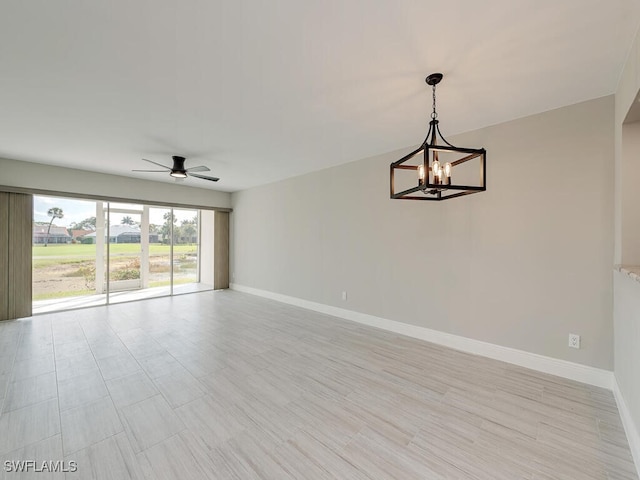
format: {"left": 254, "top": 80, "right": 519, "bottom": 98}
{"left": 214, "top": 211, "right": 229, "bottom": 290}
{"left": 0, "top": 192, "right": 32, "bottom": 320}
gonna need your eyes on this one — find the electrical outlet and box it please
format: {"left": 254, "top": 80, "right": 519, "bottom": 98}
{"left": 341, "top": 291, "right": 347, "bottom": 301}
{"left": 568, "top": 334, "right": 580, "bottom": 349}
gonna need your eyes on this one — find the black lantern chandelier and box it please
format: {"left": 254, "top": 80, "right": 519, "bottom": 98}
{"left": 390, "top": 73, "right": 486, "bottom": 201}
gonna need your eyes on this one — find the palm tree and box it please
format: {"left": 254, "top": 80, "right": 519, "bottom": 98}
{"left": 45, "top": 207, "right": 64, "bottom": 247}
{"left": 121, "top": 216, "right": 135, "bottom": 225}
{"left": 70, "top": 216, "right": 96, "bottom": 231}
{"left": 181, "top": 219, "right": 197, "bottom": 244}
{"left": 160, "top": 212, "right": 177, "bottom": 244}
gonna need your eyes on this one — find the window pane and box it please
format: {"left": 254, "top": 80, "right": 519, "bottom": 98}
{"left": 107, "top": 207, "right": 143, "bottom": 304}
{"left": 146, "top": 207, "right": 172, "bottom": 298}
{"left": 32, "top": 195, "right": 106, "bottom": 313}
{"left": 172, "top": 209, "right": 200, "bottom": 294}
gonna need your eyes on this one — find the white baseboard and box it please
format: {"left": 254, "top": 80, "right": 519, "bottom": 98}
{"left": 613, "top": 378, "right": 640, "bottom": 475}
{"left": 229, "top": 283, "right": 614, "bottom": 390}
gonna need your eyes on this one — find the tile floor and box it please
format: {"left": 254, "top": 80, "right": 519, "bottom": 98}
{"left": 0, "top": 290, "right": 637, "bottom": 479}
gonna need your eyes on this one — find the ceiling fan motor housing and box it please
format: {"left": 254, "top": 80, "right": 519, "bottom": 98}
{"left": 172, "top": 156, "right": 186, "bottom": 174}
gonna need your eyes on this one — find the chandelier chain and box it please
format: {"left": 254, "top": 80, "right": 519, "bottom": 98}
{"left": 431, "top": 84, "right": 437, "bottom": 119}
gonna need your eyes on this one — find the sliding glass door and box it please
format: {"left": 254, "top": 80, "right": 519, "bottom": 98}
{"left": 32, "top": 196, "right": 107, "bottom": 312}
{"left": 32, "top": 195, "right": 214, "bottom": 314}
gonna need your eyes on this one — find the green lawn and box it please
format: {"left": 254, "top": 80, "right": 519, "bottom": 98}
{"left": 33, "top": 243, "right": 197, "bottom": 257}
{"left": 33, "top": 289, "right": 95, "bottom": 301}
{"left": 33, "top": 258, "right": 89, "bottom": 268}
{"left": 34, "top": 278, "right": 197, "bottom": 300}
{"left": 32, "top": 243, "right": 199, "bottom": 300}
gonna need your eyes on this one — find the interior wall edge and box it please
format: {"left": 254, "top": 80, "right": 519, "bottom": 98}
{"left": 614, "top": 376, "right": 640, "bottom": 477}
{"left": 230, "top": 283, "right": 614, "bottom": 390}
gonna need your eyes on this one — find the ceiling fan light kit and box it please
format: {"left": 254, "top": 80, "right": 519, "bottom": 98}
{"left": 169, "top": 156, "right": 188, "bottom": 178}
{"left": 390, "top": 73, "right": 486, "bottom": 201}
{"left": 132, "top": 155, "right": 220, "bottom": 182}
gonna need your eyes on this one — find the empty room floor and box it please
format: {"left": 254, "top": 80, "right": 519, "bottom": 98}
{"left": 0, "top": 291, "right": 636, "bottom": 480}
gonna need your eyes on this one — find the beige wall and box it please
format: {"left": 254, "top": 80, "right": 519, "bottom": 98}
{"left": 0, "top": 158, "right": 231, "bottom": 209}
{"left": 231, "top": 95, "right": 615, "bottom": 369}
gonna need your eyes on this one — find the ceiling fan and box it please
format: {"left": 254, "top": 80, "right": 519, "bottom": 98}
{"left": 132, "top": 155, "right": 219, "bottom": 182}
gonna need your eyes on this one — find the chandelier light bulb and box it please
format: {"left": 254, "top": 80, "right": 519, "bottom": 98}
{"left": 444, "top": 163, "right": 452, "bottom": 185}
{"left": 418, "top": 164, "right": 425, "bottom": 185}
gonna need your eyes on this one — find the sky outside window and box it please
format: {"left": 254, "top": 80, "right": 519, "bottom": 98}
{"left": 34, "top": 196, "right": 196, "bottom": 227}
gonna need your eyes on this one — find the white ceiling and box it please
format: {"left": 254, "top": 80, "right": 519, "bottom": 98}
{"left": 1, "top": 0, "right": 638, "bottom": 192}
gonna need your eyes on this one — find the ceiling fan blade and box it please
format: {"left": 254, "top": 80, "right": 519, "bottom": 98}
{"left": 190, "top": 173, "right": 220, "bottom": 182}
{"left": 186, "top": 165, "right": 210, "bottom": 173}
{"left": 142, "top": 158, "right": 171, "bottom": 170}
{"left": 132, "top": 169, "right": 167, "bottom": 172}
